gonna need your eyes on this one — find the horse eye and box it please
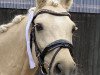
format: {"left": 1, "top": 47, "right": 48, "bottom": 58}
{"left": 36, "top": 23, "right": 44, "bottom": 31}
{"left": 72, "top": 26, "right": 78, "bottom": 33}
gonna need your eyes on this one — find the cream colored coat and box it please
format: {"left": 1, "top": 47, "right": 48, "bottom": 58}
{"left": 0, "top": 0, "right": 77, "bottom": 75}
{"left": 0, "top": 15, "right": 38, "bottom": 75}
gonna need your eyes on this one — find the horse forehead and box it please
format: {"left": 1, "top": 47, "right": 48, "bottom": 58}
{"left": 41, "top": 5, "right": 67, "bottom": 12}
{"left": 35, "top": 14, "right": 71, "bottom": 24}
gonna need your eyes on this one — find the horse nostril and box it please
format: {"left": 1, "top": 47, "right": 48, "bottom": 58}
{"left": 54, "top": 63, "right": 63, "bottom": 75}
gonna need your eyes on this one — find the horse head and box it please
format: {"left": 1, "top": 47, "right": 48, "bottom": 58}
{"left": 31, "top": 0, "right": 78, "bottom": 75}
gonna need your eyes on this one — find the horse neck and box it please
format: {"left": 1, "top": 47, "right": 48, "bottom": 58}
{"left": 14, "top": 16, "right": 39, "bottom": 74}
{"left": 0, "top": 16, "right": 27, "bottom": 74}
{"left": 0, "top": 15, "right": 39, "bottom": 75}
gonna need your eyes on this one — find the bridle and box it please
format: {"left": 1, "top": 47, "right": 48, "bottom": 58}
{"left": 30, "top": 9, "right": 73, "bottom": 75}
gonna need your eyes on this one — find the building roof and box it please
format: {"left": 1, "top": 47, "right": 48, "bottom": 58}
{"left": 0, "top": 0, "right": 34, "bottom": 9}
{"left": 0, "top": 0, "right": 100, "bottom": 13}
{"left": 70, "top": 0, "right": 100, "bottom": 13}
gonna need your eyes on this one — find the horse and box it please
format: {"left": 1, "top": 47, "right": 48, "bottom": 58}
{"left": 0, "top": 0, "right": 78, "bottom": 75}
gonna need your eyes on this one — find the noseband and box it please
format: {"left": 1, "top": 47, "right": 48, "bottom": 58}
{"left": 30, "top": 9, "right": 73, "bottom": 75}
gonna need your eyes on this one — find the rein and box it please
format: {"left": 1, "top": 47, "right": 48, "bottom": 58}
{"left": 30, "top": 9, "right": 73, "bottom": 75}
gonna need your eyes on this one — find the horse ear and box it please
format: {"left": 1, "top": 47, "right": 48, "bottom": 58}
{"left": 36, "top": 0, "right": 47, "bottom": 9}
{"left": 35, "top": 0, "right": 73, "bottom": 9}
{"left": 59, "top": 0, "right": 73, "bottom": 10}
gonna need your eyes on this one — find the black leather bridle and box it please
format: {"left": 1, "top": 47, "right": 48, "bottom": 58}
{"left": 30, "top": 9, "right": 73, "bottom": 75}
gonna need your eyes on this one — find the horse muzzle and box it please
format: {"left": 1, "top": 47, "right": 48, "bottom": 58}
{"left": 51, "top": 48, "right": 77, "bottom": 75}
{"left": 38, "top": 39, "right": 76, "bottom": 75}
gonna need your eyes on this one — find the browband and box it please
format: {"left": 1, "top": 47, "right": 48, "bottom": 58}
{"left": 32, "top": 9, "right": 71, "bottom": 22}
